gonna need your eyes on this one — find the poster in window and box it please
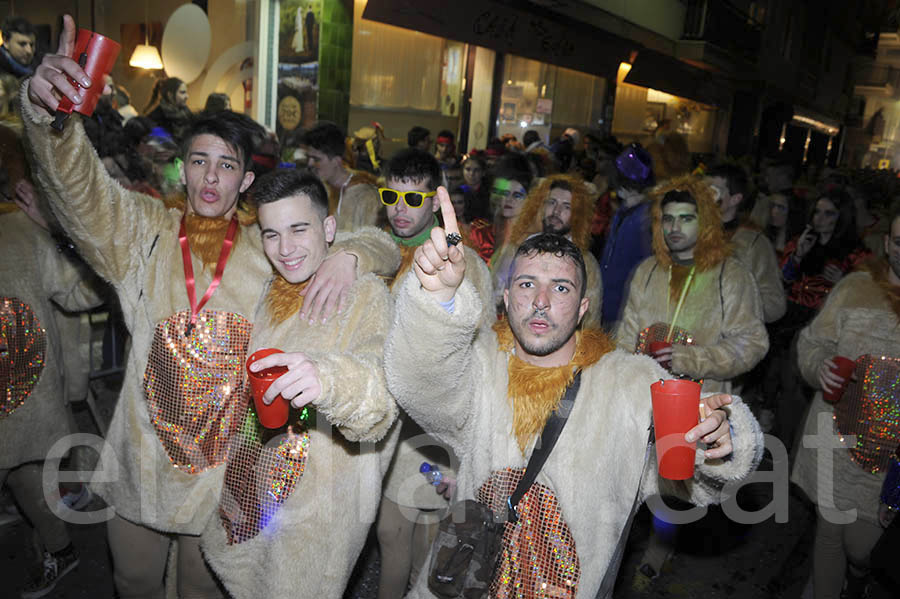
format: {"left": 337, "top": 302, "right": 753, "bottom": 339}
{"left": 277, "top": 0, "right": 321, "bottom": 143}
{"left": 440, "top": 41, "right": 465, "bottom": 117}
{"left": 501, "top": 102, "right": 517, "bottom": 123}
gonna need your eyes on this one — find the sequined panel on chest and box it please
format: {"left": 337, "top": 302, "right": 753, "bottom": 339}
{"left": 477, "top": 467, "right": 579, "bottom": 598}
{"left": 0, "top": 297, "right": 47, "bottom": 419}
{"left": 635, "top": 322, "right": 695, "bottom": 355}
{"left": 219, "top": 409, "right": 309, "bottom": 544}
{"left": 143, "top": 310, "right": 252, "bottom": 474}
{"left": 834, "top": 355, "right": 900, "bottom": 473}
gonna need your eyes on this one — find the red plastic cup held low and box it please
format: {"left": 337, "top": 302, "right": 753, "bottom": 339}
{"left": 247, "top": 348, "right": 289, "bottom": 429}
{"left": 648, "top": 341, "right": 673, "bottom": 371}
{"left": 650, "top": 379, "right": 702, "bottom": 480}
{"left": 823, "top": 356, "right": 856, "bottom": 404}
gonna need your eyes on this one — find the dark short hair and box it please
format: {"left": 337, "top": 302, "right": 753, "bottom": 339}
{"left": 250, "top": 169, "right": 329, "bottom": 218}
{"left": 436, "top": 129, "right": 454, "bottom": 142}
{"left": 549, "top": 179, "right": 572, "bottom": 194}
{"left": 660, "top": 189, "right": 696, "bottom": 210}
{"left": 493, "top": 153, "right": 534, "bottom": 191}
{"left": 706, "top": 163, "right": 748, "bottom": 200}
{"left": 301, "top": 121, "right": 346, "bottom": 158}
{"left": 181, "top": 111, "right": 262, "bottom": 173}
{"left": 385, "top": 148, "right": 442, "bottom": 190}
{"left": 408, "top": 126, "right": 431, "bottom": 148}
{"left": 512, "top": 234, "right": 587, "bottom": 299}
{"left": 2, "top": 17, "right": 34, "bottom": 40}
{"left": 523, "top": 130, "right": 541, "bottom": 147}
{"left": 203, "top": 93, "right": 230, "bottom": 114}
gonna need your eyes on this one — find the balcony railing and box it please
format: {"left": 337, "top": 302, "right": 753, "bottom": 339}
{"left": 683, "top": 0, "right": 763, "bottom": 62}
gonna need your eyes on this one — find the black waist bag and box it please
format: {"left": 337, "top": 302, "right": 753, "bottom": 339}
{"left": 427, "top": 499, "right": 505, "bottom": 598}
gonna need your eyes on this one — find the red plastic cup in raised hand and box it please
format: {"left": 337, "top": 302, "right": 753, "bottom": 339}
{"left": 823, "top": 356, "right": 856, "bottom": 404}
{"left": 247, "top": 348, "right": 289, "bottom": 429}
{"left": 650, "top": 379, "right": 702, "bottom": 480}
{"left": 649, "top": 341, "right": 673, "bottom": 371}
{"left": 52, "top": 29, "right": 121, "bottom": 130}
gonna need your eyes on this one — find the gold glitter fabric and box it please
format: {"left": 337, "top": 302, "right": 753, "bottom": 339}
{"left": 219, "top": 409, "right": 309, "bottom": 544}
{"left": 143, "top": 310, "right": 252, "bottom": 474}
{"left": 833, "top": 354, "right": 900, "bottom": 474}
{"left": 477, "top": 467, "right": 579, "bottom": 598}
{"left": 635, "top": 322, "right": 695, "bottom": 355}
{"left": 0, "top": 297, "right": 47, "bottom": 419}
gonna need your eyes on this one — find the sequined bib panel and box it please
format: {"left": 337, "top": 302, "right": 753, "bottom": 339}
{"left": 635, "top": 322, "right": 695, "bottom": 355}
{"left": 834, "top": 354, "right": 900, "bottom": 474}
{"left": 143, "top": 310, "right": 252, "bottom": 474}
{"left": 477, "top": 468, "right": 579, "bottom": 598}
{"left": 219, "top": 410, "right": 309, "bottom": 544}
{"left": 0, "top": 297, "right": 46, "bottom": 419}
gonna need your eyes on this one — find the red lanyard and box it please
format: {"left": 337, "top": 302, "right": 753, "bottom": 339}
{"left": 178, "top": 213, "right": 239, "bottom": 336}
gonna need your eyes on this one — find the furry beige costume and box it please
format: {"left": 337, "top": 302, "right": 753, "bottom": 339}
{"left": 728, "top": 225, "right": 786, "bottom": 323}
{"left": 616, "top": 176, "right": 769, "bottom": 393}
{"left": 20, "top": 97, "right": 399, "bottom": 535}
{"left": 792, "top": 265, "right": 900, "bottom": 526}
{"left": 328, "top": 170, "right": 381, "bottom": 232}
{"left": 201, "top": 272, "right": 399, "bottom": 598}
{"left": 490, "top": 175, "right": 603, "bottom": 327}
{"left": 385, "top": 271, "right": 764, "bottom": 598}
{"left": 1, "top": 210, "right": 100, "bottom": 469}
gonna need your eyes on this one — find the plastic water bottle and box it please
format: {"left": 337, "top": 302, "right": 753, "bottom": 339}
{"left": 420, "top": 462, "right": 443, "bottom": 486}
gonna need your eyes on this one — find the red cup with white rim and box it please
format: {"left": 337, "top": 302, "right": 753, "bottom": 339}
{"left": 247, "top": 348, "right": 289, "bottom": 429}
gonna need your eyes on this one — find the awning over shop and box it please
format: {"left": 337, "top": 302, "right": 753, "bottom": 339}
{"left": 362, "top": 0, "right": 635, "bottom": 80}
{"left": 624, "top": 48, "right": 724, "bottom": 107}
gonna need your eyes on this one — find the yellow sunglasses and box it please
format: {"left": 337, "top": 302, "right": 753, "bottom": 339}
{"left": 378, "top": 187, "right": 436, "bottom": 208}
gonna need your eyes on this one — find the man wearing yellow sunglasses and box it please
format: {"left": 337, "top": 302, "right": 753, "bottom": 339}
{"left": 375, "top": 148, "right": 494, "bottom": 599}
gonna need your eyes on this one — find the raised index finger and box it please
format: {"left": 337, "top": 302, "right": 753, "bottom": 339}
{"left": 436, "top": 186, "right": 460, "bottom": 236}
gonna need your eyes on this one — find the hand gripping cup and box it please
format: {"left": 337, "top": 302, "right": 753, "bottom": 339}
{"left": 648, "top": 341, "right": 673, "bottom": 371}
{"left": 650, "top": 379, "right": 702, "bottom": 480}
{"left": 51, "top": 29, "right": 121, "bottom": 131}
{"left": 247, "top": 348, "right": 289, "bottom": 429}
{"left": 823, "top": 356, "right": 856, "bottom": 404}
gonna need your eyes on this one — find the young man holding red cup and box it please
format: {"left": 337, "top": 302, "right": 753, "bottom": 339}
{"left": 23, "top": 15, "right": 398, "bottom": 597}
{"left": 792, "top": 208, "right": 900, "bottom": 599}
{"left": 385, "top": 204, "right": 763, "bottom": 597}
{"left": 201, "top": 170, "right": 399, "bottom": 598}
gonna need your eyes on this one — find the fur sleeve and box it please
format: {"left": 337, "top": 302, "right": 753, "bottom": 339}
{"left": 331, "top": 226, "right": 401, "bottom": 278}
{"left": 615, "top": 257, "right": 653, "bottom": 351}
{"left": 672, "top": 259, "right": 769, "bottom": 380}
{"left": 342, "top": 183, "right": 380, "bottom": 231}
{"left": 646, "top": 395, "right": 764, "bottom": 507}
{"left": 20, "top": 82, "right": 168, "bottom": 285}
{"left": 796, "top": 273, "right": 857, "bottom": 387}
{"left": 309, "top": 276, "right": 397, "bottom": 442}
{"left": 40, "top": 245, "right": 105, "bottom": 312}
{"left": 746, "top": 232, "right": 786, "bottom": 323}
{"left": 384, "top": 271, "right": 483, "bottom": 453}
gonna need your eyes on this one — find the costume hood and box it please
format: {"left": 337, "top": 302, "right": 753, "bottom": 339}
{"left": 508, "top": 174, "right": 594, "bottom": 251}
{"left": 649, "top": 174, "right": 731, "bottom": 271}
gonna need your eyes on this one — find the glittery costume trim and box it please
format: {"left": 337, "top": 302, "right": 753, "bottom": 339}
{"left": 0, "top": 297, "right": 46, "bottom": 419}
{"left": 477, "top": 468, "right": 579, "bottom": 598}
{"left": 635, "top": 322, "right": 695, "bottom": 355}
{"left": 219, "top": 410, "right": 309, "bottom": 544}
{"left": 143, "top": 310, "right": 252, "bottom": 474}
{"left": 833, "top": 354, "right": 900, "bottom": 474}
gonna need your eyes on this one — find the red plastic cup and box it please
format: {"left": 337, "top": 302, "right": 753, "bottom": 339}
{"left": 648, "top": 341, "right": 673, "bottom": 371}
{"left": 247, "top": 348, "right": 289, "bottom": 429}
{"left": 650, "top": 379, "right": 702, "bottom": 480}
{"left": 823, "top": 356, "right": 856, "bottom": 404}
{"left": 52, "top": 29, "right": 121, "bottom": 129}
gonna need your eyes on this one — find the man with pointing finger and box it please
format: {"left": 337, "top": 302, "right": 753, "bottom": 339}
{"left": 385, "top": 197, "right": 765, "bottom": 597}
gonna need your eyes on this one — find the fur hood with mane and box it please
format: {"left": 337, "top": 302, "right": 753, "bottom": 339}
{"left": 649, "top": 174, "right": 731, "bottom": 272}
{"left": 508, "top": 174, "right": 595, "bottom": 250}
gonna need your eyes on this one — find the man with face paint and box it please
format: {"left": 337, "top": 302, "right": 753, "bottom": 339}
{"left": 617, "top": 175, "right": 769, "bottom": 394}
{"left": 791, "top": 207, "right": 900, "bottom": 599}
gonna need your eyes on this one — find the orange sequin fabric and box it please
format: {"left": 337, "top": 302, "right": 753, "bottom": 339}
{"left": 219, "top": 410, "right": 309, "bottom": 544}
{"left": 143, "top": 310, "right": 252, "bottom": 474}
{"left": 635, "top": 322, "right": 695, "bottom": 355}
{"left": 477, "top": 468, "right": 580, "bottom": 598}
{"left": 834, "top": 354, "right": 900, "bottom": 474}
{"left": 0, "top": 297, "right": 46, "bottom": 419}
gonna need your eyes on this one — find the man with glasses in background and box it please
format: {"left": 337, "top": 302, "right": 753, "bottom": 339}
{"left": 374, "top": 147, "right": 494, "bottom": 599}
